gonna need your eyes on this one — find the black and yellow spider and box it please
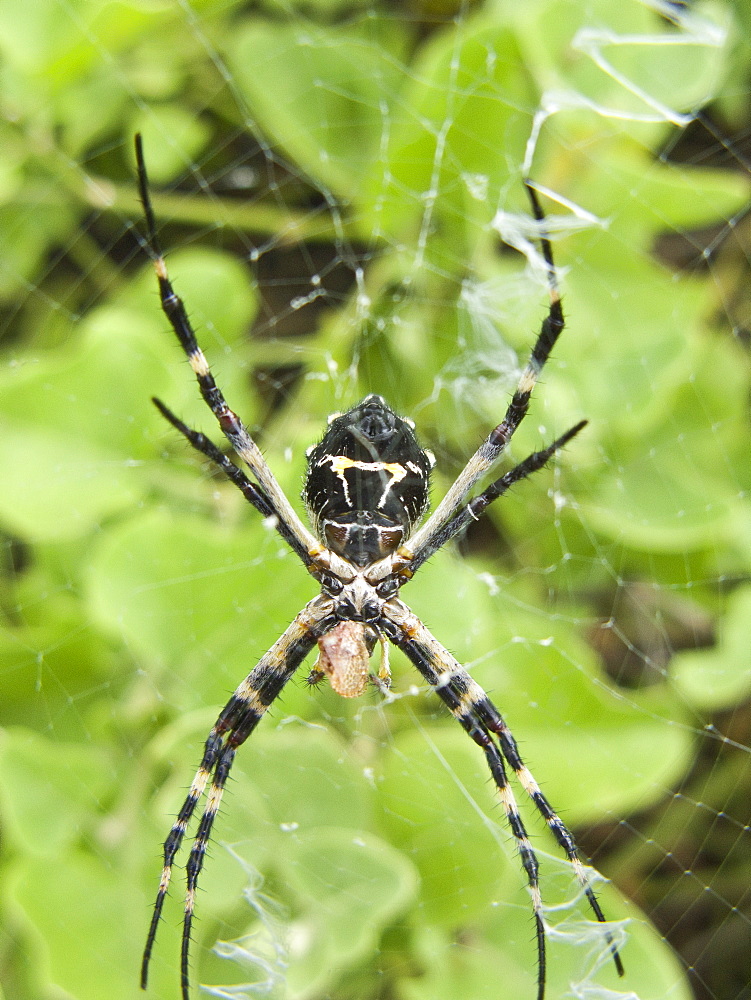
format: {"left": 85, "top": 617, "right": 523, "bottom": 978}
{"left": 135, "top": 134, "right": 624, "bottom": 1000}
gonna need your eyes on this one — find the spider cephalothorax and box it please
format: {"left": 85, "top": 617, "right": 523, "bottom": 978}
{"left": 135, "top": 134, "right": 624, "bottom": 1000}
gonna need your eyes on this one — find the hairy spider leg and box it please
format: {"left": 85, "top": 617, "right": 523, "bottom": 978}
{"left": 405, "top": 420, "right": 587, "bottom": 577}
{"left": 134, "top": 134, "right": 319, "bottom": 562}
{"left": 141, "top": 597, "right": 335, "bottom": 1000}
{"left": 381, "top": 601, "right": 624, "bottom": 1000}
{"left": 151, "top": 397, "right": 313, "bottom": 566}
{"left": 406, "top": 181, "right": 566, "bottom": 563}
{"left": 481, "top": 705, "right": 625, "bottom": 979}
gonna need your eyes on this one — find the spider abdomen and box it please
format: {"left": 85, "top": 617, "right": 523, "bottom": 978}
{"left": 303, "top": 394, "right": 432, "bottom": 566}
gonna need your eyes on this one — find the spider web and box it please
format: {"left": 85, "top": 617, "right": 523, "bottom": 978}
{"left": 1, "top": 2, "right": 750, "bottom": 1000}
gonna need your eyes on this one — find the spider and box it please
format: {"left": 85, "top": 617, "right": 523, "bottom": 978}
{"left": 135, "top": 133, "right": 624, "bottom": 1000}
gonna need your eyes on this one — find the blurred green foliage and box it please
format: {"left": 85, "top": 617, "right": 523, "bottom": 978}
{"left": 1, "top": 2, "right": 750, "bottom": 1000}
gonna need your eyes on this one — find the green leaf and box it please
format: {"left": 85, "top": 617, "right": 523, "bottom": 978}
{"left": 281, "top": 827, "right": 419, "bottom": 998}
{"left": 672, "top": 585, "right": 751, "bottom": 711}
{"left": 228, "top": 20, "right": 407, "bottom": 199}
{"left": 378, "top": 726, "right": 516, "bottom": 926}
{"left": 86, "top": 507, "right": 315, "bottom": 707}
{"left": 131, "top": 105, "right": 212, "bottom": 184}
{"left": 361, "top": 15, "right": 536, "bottom": 259}
{"left": 13, "top": 850, "right": 144, "bottom": 1000}
{"left": 0, "top": 729, "right": 114, "bottom": 857}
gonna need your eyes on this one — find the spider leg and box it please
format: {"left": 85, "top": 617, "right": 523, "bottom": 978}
{"left": 141, "top": 595, "right": 336, "bottom": 1000}
{"left": 479, "top": 701, "right": 625, "bottom": 975}
{"left": 405, "top": 181, "right": 567, "bottom": 563}
{"left": 381, "top": 600, "right": 624, "bottom": 999}
{"left": 407, "top": 419, "right": 587, "bottom": 576}
{"left": 152, "top": 396, "right": 313, "bottom": 567}
{"left": 134, "top": 134, "right": 319, "bottom": 563}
